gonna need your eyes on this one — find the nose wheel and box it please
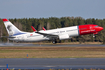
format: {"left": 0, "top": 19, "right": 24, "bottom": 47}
{"left": 93, "top": 34, "right": 95, "bottom": 37}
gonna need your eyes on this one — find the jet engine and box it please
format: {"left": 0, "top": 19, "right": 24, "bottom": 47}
{"left": 59, "top": 34, "right": 70, "bottom": 40}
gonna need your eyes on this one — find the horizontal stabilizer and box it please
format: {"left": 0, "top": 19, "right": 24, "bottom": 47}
{"left": 1, "top": 36, "right": 15, "bottom": 38}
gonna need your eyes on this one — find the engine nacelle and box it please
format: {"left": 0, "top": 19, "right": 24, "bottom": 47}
{"left": 59, "top": 34, "right": 70, "bottom": 40}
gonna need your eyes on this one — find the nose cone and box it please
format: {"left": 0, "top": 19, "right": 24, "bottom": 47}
{"left": 96, "top": 26, "right": 103, "bottom": 32}
{"left": 95, "top": 26, "right": 103, "bottom": 32}
{"left": 99, "top": 27, "right": 103, "bottom": 31}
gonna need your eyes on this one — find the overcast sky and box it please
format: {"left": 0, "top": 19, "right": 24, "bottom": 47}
{"left": 0, "top": 0, "right": 105, "bottom": 19}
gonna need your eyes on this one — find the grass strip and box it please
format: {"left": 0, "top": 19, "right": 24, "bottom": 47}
{"left": 0, "top": 47, "right": 105, "bottom": 58}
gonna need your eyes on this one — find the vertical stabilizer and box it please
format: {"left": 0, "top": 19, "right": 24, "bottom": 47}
{"left": 2, "top": 19, "right": 22, "bottom": 36}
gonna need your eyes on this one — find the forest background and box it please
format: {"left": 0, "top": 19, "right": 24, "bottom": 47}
{"left": 0, "top": 17, "right": 105, "bottom": 43}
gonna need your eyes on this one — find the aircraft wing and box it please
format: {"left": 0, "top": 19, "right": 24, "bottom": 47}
{"left": 35, "top": 31, "right": 59, "bottom": 39}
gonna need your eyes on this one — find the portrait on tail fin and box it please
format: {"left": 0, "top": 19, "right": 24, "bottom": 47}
{"left": 7, "top": 25, "right": 13, "bottom": 35}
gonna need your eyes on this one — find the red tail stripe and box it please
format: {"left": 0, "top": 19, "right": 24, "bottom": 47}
{"left": 2, "top": 19, "right": 8, "bottom": 22}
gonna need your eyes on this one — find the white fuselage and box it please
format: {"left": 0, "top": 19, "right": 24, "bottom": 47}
{"left": 10, "top": 26, "right": 79, "bottom": 42}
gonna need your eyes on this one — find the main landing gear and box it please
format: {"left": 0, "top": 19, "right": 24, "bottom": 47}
{"left": 52, "top": 39, "right": 61, "bottom": 44}
{"left": 52, "top": 39, "right": 57, "bottom": 44}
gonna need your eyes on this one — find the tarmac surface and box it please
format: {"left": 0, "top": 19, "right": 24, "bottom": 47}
{"left": 0, "top": 43, "right": 105, "bottom": 69}
{"left": 0, "top": 58, "right": 105, "bottom": 69}
{"left": 0, "top": 43, "right": 105, "bottom": 47}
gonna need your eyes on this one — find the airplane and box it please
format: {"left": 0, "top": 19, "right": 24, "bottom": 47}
{"left": 2, "top": 18, "right": 103, "bottom": 44}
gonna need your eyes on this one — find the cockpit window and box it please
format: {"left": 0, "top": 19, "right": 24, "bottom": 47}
{"left": 95, "top": 26, "right": 99, "bottom": 27}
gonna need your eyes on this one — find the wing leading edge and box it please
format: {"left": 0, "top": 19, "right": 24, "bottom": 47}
{"left": 35, "top": 31, "right": 59, "bottom": 39}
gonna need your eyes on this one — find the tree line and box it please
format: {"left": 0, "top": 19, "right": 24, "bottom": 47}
{"left": 0, "top": 17, "right": 105, "bottom": 43}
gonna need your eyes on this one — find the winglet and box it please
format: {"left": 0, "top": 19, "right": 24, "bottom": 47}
{"left": 31, "top": 26, "right": 37, "bottom": 32}
{"left": 2, "top": 19, "right": 8, "bottom": 22}
{"left": 42, "top": 27, "right": 46, "bottom": 31}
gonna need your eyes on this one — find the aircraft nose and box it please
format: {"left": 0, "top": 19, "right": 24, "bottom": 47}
{"left": 95, "top": 26, "right": 103, "bottom": 32}
{"left": 99, "top": 27, "right": 103, "bottom": 31}
{"left": 97, "top": 26, "right": 103, "bottom": 32}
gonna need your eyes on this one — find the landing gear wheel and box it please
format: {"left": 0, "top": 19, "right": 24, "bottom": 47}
{"left": 52, "top": 41, "right": 56, "bottom": 44}
{"left": 52, "top": 39, "right": 57, "bottom": 44}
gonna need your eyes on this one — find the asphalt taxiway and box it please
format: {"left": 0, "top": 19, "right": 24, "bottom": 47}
{"left": 0, "top": 43, "right": 105, "bottom": 69}
{"left": 0, "top": 43, "right": 105, "bottom": 47}
{"left": 0, "top": 58, "right": 105, "bottom": 69}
